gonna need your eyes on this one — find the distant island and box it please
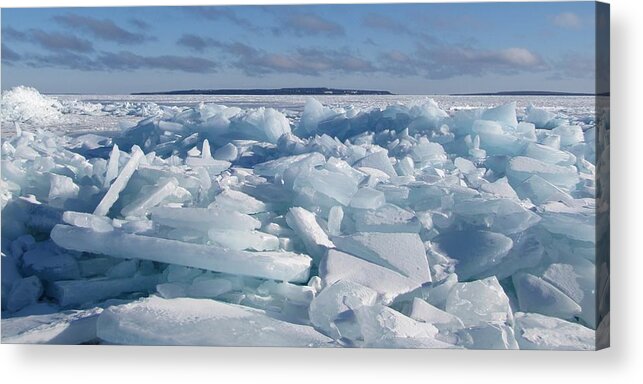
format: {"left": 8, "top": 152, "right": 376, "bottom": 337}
{"left": 451, "top": 90, "right": 606, "bottom": 96}
{"left": 132, "top": 87, "right": 394, "bottom": 96}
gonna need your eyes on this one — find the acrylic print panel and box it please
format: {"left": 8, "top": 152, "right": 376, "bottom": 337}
{"left": 0, "top": 1, "right": 609, "bottom": 350}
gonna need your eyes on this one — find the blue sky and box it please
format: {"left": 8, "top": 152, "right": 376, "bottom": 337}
{"left": 1, "top": 2, "right": 598, "bottom": 94}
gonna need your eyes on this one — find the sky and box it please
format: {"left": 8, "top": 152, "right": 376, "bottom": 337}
{"left": 1, "top": 2, "right": 598, "bottom": 94}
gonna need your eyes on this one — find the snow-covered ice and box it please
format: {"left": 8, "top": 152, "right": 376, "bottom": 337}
{"left": 0, "top": 87, "right": 605, "bottom": 349}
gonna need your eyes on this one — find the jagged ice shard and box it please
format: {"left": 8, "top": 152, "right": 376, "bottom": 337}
{"left": 1, "top": 88, "right": 607, "bottom": 350}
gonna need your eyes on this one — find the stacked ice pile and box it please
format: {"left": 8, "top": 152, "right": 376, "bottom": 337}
{"left": 1, "top": 86, "right": 164, "bottom": 129}
{"left": 1, "top": 95, "right": 603, "bottom": 349}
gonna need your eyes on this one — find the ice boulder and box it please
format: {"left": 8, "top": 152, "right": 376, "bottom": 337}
{"left": 481, "top": 102, "right": 518, "bottom": 127}
{"left": 354, "top": 150, "right": 397, "bottom": 178}
{"left": 525, "top": 104, "right": 557, "bottom": 128}
{"left": 472, "top": 120, "right": 523, "bottom": 155}
{"left": 445, "top": 277, "right": 513, "bottom": 327}
{"left": 308, "top": 280, "right": 378, "bottom": 340}
{"left": 551, "top": 124, "right": 584, "bottom": 147}
{"left": 296, "top": 98, "right": 338, "bottom": 137}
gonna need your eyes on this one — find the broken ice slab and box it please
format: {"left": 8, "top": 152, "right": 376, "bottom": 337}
{"left": 514, "top": 174, "right": 574, "bottom": 206}
{"left": 1, "top": 196, "right": 64, "bottom": 240}
{"left": 48, "top": 274, "right": 161, "bottom": 307}
{"left": 308, "top": 280, "right": 378, "bottom": 340}
{"left": 120, "top": 177, "right": 182, "bottom": 217}
{"left": 103, "top": 144, "right": 120, "bottom": 188}
{"left": 453, "top": 198, "right": 541, "bottom": 235}
{"left": 472, "top": 120, "right": 524, "bottom": 156}
{"left": 487, "top": 231, "right": 544, "bottom": 280}
{"left": 93, "top": 145, "right": 144, "bottom": 216}
{"left": 460, "top": 323, "right": 519, "bottom": 350}
{"left": 479, "top": 177, "right": 519, "bottom": 199}
{"left": 48, "top": 174, "right": 79, "bottom": 206}
{"left": 331, "top": 232, "right": 431, "bottom": 284}
{"left": 137, "top": 165, "right": 203, "bottom": 195}
{"left": 352, "top": 203, "right": 421, "bottom": 233}
{"left": 542, "top": 260, "right": 596, "bottom": 328}
{"left": 513, "top": 312, "right": 595, "bottom": 350}
{"left": 254, "top": 152, "right": 325, "bottom": 178}
{"left": 349, "top": 187, "right": 386, "bottom": 210}
{"left": 62, "top": 211, "right": 113, "bottom": 232}
{"left": 51, "top": 224, "right": 312, "bottom": 283}
{"left": 445, "top": 276, "right": 513, "bottom": 327}
{"left": 285, "top": 207, "right": 335, "bottom": 260}
{"left": 184, "top": 157, "right": 231, "bottom": 173}
{"left": 410, "top": 139, "right": 447, "bottom": 165}
{"left": 211, "top": 188, "right": 268, "bottom": 214}
{"left": 293, "top": 167, "right": 359, "bottom": 206}
{"left": 506, "top": 156, "right": 579, "bottom": 190}
{"left": 1, "top": 307, "right": 102, "bottom": 344}
{"left": 524, "top": 142, "right": 576, "bottom": 165}
{"left": 551, "top": 124, "right": 584, "bottom": 147}
{"left": 409, "top": 298, "right": 464, "bottom": 334}
{"left": 188, "top": 277, "right": 233, "bottom": 299}
{"left": 96, "top": 296, "right": 333, "bottom": 347}
{"left": 257, "top": 280, "right": 316, "bottom": 305}
{"left": 213, "top": 143, "right": 238, "bottom": 161}
{"left": 540, "top": 208, "right": 595, "bottom": 243}
{"left": 352, "top": 304, "right": 453, "bottom": 348}
{"left": 481, "top": 102, "right": 518, "bottom": 127}
{"left": 151, "top": 206, "right": 260, "bottom": 232}
{"left": 353, "top": 150, "right": 397, "bottom": 177}
{"left": 320, "top": 249, "right": 421, "bottom": 304}
{"left": 525, "top": 104, "right": 557, "bottom": 128}
{"left": 208, "top": 229, "right": 279, "bottom": 251}
{"left": 432, "top": 230, "right": 513, "bottom": 281}
{"left": 327, "top": 206, "right": 344, "bottom": 236}
{"left": 512, "top": 272, "right": 581, "bottom": 320}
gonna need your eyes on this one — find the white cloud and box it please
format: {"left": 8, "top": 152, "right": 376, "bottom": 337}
{"left": 551, "top": 12, "right": 583, "bottom": 29}
{"left": 499, "top": 48, "right": 543, "bottom": 67}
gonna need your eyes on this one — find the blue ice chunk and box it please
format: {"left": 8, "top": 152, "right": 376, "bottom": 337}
{"left": 512, "top": 272, "right": 581, "bottom": 320}
{"left": 481, "top": 102, "right": 518, "bottom": 127}
{"left": 445, "top": 277, "right": 513, "bottom": 327}
{"left": 433, "top": 230, "right": 513, "bottom": 281}
{"left": 353, "top": 150, "right": 397, "bottom": 178}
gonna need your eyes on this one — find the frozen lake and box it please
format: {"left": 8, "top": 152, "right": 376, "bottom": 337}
{"left": 2, "top": 93, "right": 595, "bottom": 137}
